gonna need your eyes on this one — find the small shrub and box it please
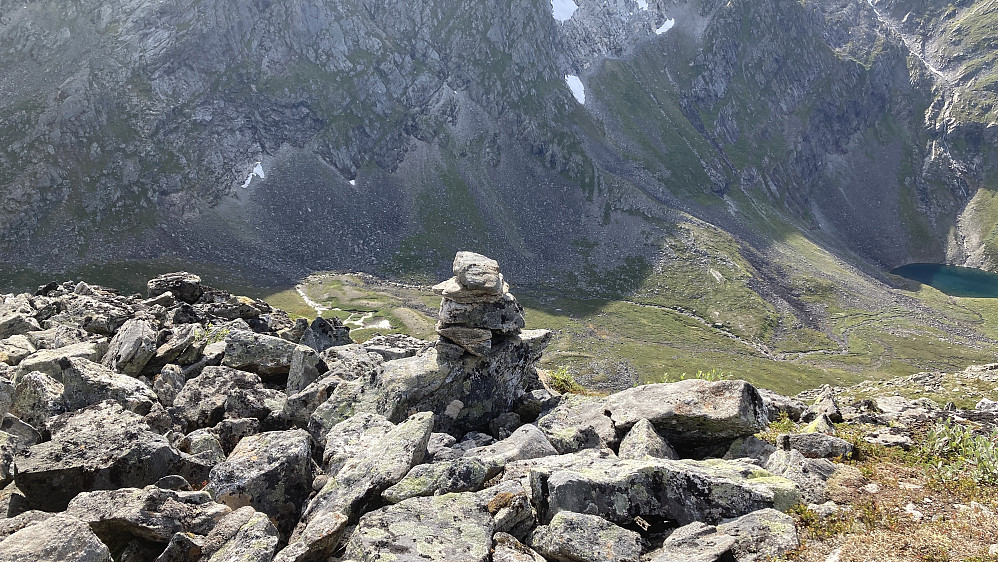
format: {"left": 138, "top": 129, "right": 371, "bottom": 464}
{"left": 921, "top": 419, "right": 998, "bottom": 485}
{"left": 195, "top": 323, "right": 231, "bottom": 346}
{"left": 549, "top": 366, "right": 586, "bottom": 394}
{"left": 677, "top": 368, "right": 730, "bottom": 382}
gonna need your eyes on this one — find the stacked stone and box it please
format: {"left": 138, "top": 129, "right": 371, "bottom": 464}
{"left": 432, "top": 252, "right": 525, "bottom": 357}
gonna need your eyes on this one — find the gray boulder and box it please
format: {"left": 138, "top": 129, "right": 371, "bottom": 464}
{"left": 153, "top": 364, "right": 186, "bottom": 407}
{"left": 0, "top": 336, "right": 34, "bottom": 366}
{"left": 778, "top": 433, "right": 854, "bottom": 459}
{"left": 299, "top": 317, "right": 351, "bottom": 353}
{"left": 508, "top": 454, "right": 798, "bottom": 526}
{"left": 717, "top": 508, "right": 800, "bottom": 561}
{"left": 363, "top": 334, "right": 431, "bottom": 360}
{"left": 343, "top": 491, "right": 494, "bottom": 561}
{"left": 0, "top": 514, "right": 111, "bottom": 562}
{"left": 382, "top": 457, "right": 500, "bottom": 503}
{"left": 0, "top": 375, "right": 11, "bottom": 419}
{"left": 438, "top": 293, "right": 525, "bottom": 334}
{"left": 286, "top": 345, "right": 326, "bottom": 396}
{"left": 645, "top": 522, "right": 737, "bottom": 562}
{"left": 494, "top": 532, "right": 548, "bottom": 562}
{"left": 66, "top": 485, "right": 230, "bottom": 546}
{"left": 13, "top": 341, "right": 105, "bottom": 381}
{"left": 222, "top": 329, "right": 303, "bottom": 379}
{"left": 171, "top": 366, "right": 263, "bottom": 431}
{"left": 618, "top": 418, "right": 678, "bottom": 460}
{"left": 61, "top": 358, "right": 157, "bottom": 414}
{"left": 321, "top": 412, "right": 396, "bottom": 474}
{"left": 292, "top": 412, "right": 434, "bottom": 559}
{"left": 10, "top": 371, "right": 64, "bottom": 430}
{"left": 605, "top": 380, "right": 769, "bottom": 451}
{"left": 723, "top": 436, "right": 778, "bottom": 466}
{"left": 102, "top": 318, "right": 157, "bottom": 375}
{"left": 147, "top": 324, "right": 206, "bottom": 372}
{"left": 14, "top": 401, "right": 209, "bottom": 511}
{"left": 0, "top": 431, "right": 14, "bottom": 488}
{"left": 758, "top": 389, "right": 807, "bottom": 422}
{"left": 272, "top": 511, "right": 348, "bottom": 562}
{"left": 464, "top": 424, "right": 559, "bottom": 465}
{"left": 763, "top": 449, "right": 838, "bottom": 504}
{"left": 24, "top": 324, "right": 91, "bottom": 350}
{"left": 207, "top": 429, "right": 312, "bottom": 541}
{"left": 203, "top": 506, "right": 279, "bottom": 562}
{"left": 801, "top": 386, "right": 842, "bottom": 423}
{"left": 529, "top": 511, "right": 641, "bottom": 562}
{"left": 178, "top": 429, "right": 227, "bottom": 465}
{"left": 0, "top": 313, "right": 41, "bottom": 340}
{"left": 536, "top": 394, "right": 618, "bottom": 454}
{"left": 147, "top": 272, "right": 205, "bottom": 304}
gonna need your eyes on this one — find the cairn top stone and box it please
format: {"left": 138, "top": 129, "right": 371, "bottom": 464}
{"left": 453, "top": 252, "right": 503, "bottom": 292}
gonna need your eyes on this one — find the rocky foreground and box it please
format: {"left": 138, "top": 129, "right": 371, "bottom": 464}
{"left": 0, "top": 252, "right": 994, "bottom": 562}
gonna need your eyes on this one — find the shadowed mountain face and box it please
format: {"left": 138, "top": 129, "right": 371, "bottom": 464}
{"left": 0, "top": 0, "right": 995, "bottom": 285}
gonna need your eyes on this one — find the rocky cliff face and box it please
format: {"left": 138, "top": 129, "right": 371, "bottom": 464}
{"left": 0, "top": 0, "right": 995, "bottom": 284}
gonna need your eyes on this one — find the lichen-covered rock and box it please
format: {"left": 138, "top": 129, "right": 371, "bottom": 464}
{"left": 203, "top": 506, "right": 279, "bottom": 562}
{"left": 179, "top": 429, "right": 227, "bottom": 465}
{"left": 717, "top": 508, "right": 800, "bottom": 561}
{"left": 61, "top": 358, "right": 157, "bottom": 414}
{"left": 147, "top": 272, "right": 205, "bottom": 305}
{"left": 0, "top": 431, "right": 15, "bottom": 488}
{"left": 801, "top": 386, "right": 843, "bottom": 424}
{"left": 604, "top": 380, "right": 769, "bottom": 452}
{"left": 363, "top": 334, "right": 431, "bottom": 360}
{"left": 757, "top": 389, "right": 807, "bottom": 422}
{"left": 101, "top": 318, "right": 157, "bottom": 376}
{"left": 618, "top": 418, "right": 678, "bottom": 460}
{"left": 222, "top": 329, "right": 303, "bottom": 379}
{"left": 14, "top": 401, "right": 209, "bottom": 511}
{"left": 207, "top": 429, "right": 312, "bottom": 540}
{"left": 0, "top": 313, "right": 41, "bottom": 340}
{"left": 0, "top": 375, "right": 12, "bottom": 419}
{"left": 0, "top": 514, "right": 111, "bottom": 562}
{"left": 292, "top": 412, "right": 434, "bottom": 559}
{"left": 0, "top": 510, "right": 52, "bottom": 542}
{"left": 778, "top": 433, "right": 854, "bottom": 459}
{"left": 171, "top": 366, "right": 263, "bottom": 431}
{"left": 464, "top": 423, "right": 559, "bottom": 465}
{"left": 286, "top": 345, "right": 326, "bottom": 396}
{"left": 10, "top": 371, "right": 64, "bottom": 430}
{"left": 66, "top": 485, "right": 230, "bottom": 545}
{"left": 763, "top": 449, "right": 838, "bottom": 504}
{"left": 272, "top": 511, "right": 348, "bottom": 562}
{"left": 13, "top": 341, "right": 105, "bottom": 381}
{"left": 536, "top": 394, "right": 618, "bottom": 454}
{"left": 529, "top": 511, "right": 641, "bottom": 562}
{"left": 382, "top": 457, "right": 499, "bottom": 503}
{"left": 321, "top": 413, "right": 396, "bottom": 474}
{"left": 147, "top": 324, "right": 206, "bottom": 373}
{"left": 299, "top": 317, "right": 351, "bottom": 353}
{"left": 493, "top": 532, "right": 548, "bottom": 562}
{"left": 343, "top": 491, "right": 495, "bottom": 561}
{"left": 153, "top": 364, "right": 186, "bottom": 407}
{"left": 510, "top": 454, "right": 798, "bottom": 526}
{"left": 0, "top": 336, "right": 34, "bottom": 366}
{"left": 724, "top": 436, "right": 778, "bottom": 466}
{"left": 24, "top": 325, "right": 92, "bottom": 351}
{"left": 645, "top": 521, "right": 737, "bottom": 562}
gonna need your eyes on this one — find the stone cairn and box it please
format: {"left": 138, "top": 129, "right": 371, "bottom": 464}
{"left": 432, "top": 251, "right": 525, "bottom": 357}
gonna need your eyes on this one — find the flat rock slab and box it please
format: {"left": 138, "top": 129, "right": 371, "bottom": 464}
{"left": 343, "top": 491, "right": 495, "bottom": 561}
{"left": 717, "top": 508, "right": 800, "bottom": 561}
{"left": 171, "top": 366, "right": 263, "bottom": 431}
{"left": 529, "top": 511, "right": 641, "bottom": 562}
{"left": 14, "top": 401, "right": 208, "bottom": 511}
{"left": 222, "top": 329, "right": 303, "bottom": 379}
{"left": 0, "top": 514, "right": 112, "bottom": 562}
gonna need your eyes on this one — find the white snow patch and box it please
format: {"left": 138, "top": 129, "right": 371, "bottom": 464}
{"left": 349, "top": 179, "right": 356, "bottom": 186}
{"left": 241, "top": 161, "right": 265, "bottom": 188}
{"left": 565, "top": 75, "right": 585, "bottom": 104}
{"left": 636, "top": 0, "right": 648, "bottom": 9}
{"left": 296, "top": 285, "right": 328, "bottom": 314}
{"left": 655, "top": 18, "right": 675, "bottom": 34}
{"left": 551, "top": 0, "right": 578, "bottom": 22}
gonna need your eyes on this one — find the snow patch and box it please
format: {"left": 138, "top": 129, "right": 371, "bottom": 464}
{"left": 551, "top": 0, "right": 578, "bottom": 22}
{"left": 655, "top": 18, "right": 675, "bottom": 34}
{"left": 349, "top": 179, "right": 356, "bottom": 186}
{"left": 241, "top": 161, "right": 265, "bottom": 189}
{"left": 565, "top": 75, "right": 586, "bottom": 104}
{"left": 636, "top": 0, "right": 648, "bottom": 9}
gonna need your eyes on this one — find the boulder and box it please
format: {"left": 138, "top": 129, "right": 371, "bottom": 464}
{"left": 101, "top": 318, "right": 157, "bottom": 375}
{"left": 0, "top": 313, "right": 41, "bottom": 340}
{"left": 13, "top": 341, "right": 105, "bottom": 381}
{"left": 757, "top": 389, "right": 807, "bottom": 422}
{"left": 321, "top": 412, "right": 396, "bottom": 474}
{"left": 66, "top": 485, "right": 230, "bottom": 547}
{"left": 493, "top": 532, "right": 548, "bottom": 562}
{"left": 0, "top": 510, "right": 52, "bottom": 542}
{"left": 147, "top": 272, "right": 205, "bottom": 304}
{"left": 778, "top": 433, "right": 854, "bottom": 459}
{"left": 343, "top": 491, "right": 494, "bottom": 561}
{"left": 207, "top": 429, "right": 312, "bottom": 540}
{"left": 645, "top": 522, "right": 737, "bottom": 562}
{"left": 286, "top": 345, "right": 326, "bottom": 396}
{"left": 0, "top": 431, "right": 15, "bottom": 488}
{"left": 536, "top": 394, "right": 618, "bottom": 454}
{"left": 14, "top": 401, "right": 210, "bottom": 511}
{"left": 292, "top": 412, "right": 434, "bottom": 559}
{"left": 153, "top": 364, "right": 186, "bottom": 407}
{"left": 10, "top": 371, "right": 64, "bottom": 430}
{"left": 49, "top": 295, "right": 132, "bottom": 335}
{"left": 464, "top": 424, "right": 559, "bottom": 465}
{"left": 0, "top": 375, "right": 11, "bottom": 419}
{"left": 24, "top": 324, "right": 91, "bottom": 350}
{"left": 272, "top": 512, "right": 348, "bottom": 562}
{"left": 61, "top": 358, "right": 157, "bottom": 414}
{"left": 618, "top": 418, "right": 679, "bottom": 460}
{"left": 0, "top": 336, "right": 34, "bottom": 366}
{"left": 147, "top": 324, "right": 206, "bottom": 372}
{"left": 763, "top": 449, "right": 838, "bottom": 504}
{"left": 529, "top": 511, "right": 641, "bottom": 562}
{"left": 1, "top": 414, "right": 40, "bottom": 447}
{"left": 0, "top": 514, "right": 112, "bottom": 562}
{"left": 222, "top": 329, "right": 303, "bottom": 379}
{"left": 202, "top": 506, "right": 279, "bottom": 562}
{"left": 723, "top": 436, "right": 778, "bottom": 466}
{"left": 605, "top": 380, "right": 769, "bottom": 452}
{"left": 363, "top": 334, "right": 431, "bottom": 360}
{"left": 717, "top": 508, "right": 800, "bottom": 561}
{"left": 171, "top": 366, "right": 263, "bottom": 431}
{"left": 178, "top": 429, "right": 226, "bottom": 465}
{"left": 382, "top": 457, "right": 500, "bottom": 503}
{"left": 438, "top": 294, "right": 525, "bottom": 334}
{"left": 801, "top": 386, "right": 842, "bottom": 423}
{"left": 507, "top": 453, "right": 798, "bottom": 526}
{"left": 284, "top": 373, "right": 343, "bottom": 428}
{"left": 299, "top": 317, "right": 351, "bottom": 353}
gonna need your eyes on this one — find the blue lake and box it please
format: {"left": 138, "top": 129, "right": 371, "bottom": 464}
{"left": 891, "top": 263, "right": 998, "bottom": 298}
